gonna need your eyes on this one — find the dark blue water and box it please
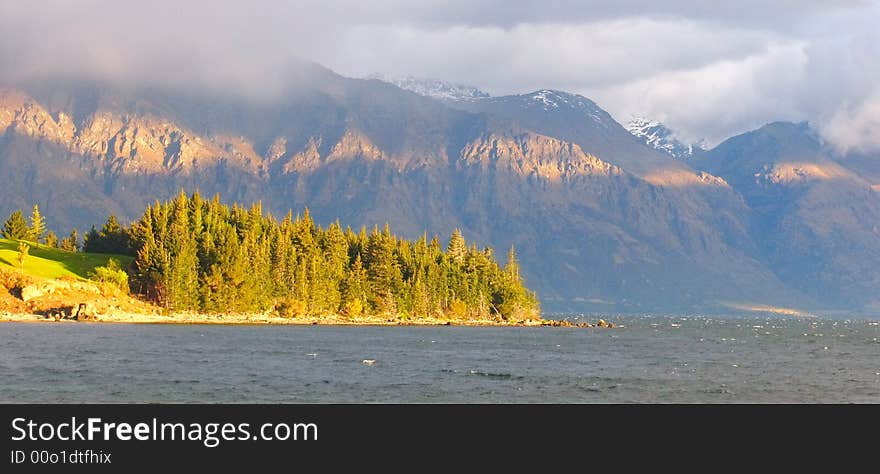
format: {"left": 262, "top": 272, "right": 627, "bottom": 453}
{"left": 1, "top": 315, "right": 879, "bottom": 402}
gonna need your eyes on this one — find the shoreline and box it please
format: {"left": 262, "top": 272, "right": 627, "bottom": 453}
{"left": 0, "top": 311, "right": 594, "bottom": 328}
{"left": 2, "top": 268, "right": 563, "bottom": 328}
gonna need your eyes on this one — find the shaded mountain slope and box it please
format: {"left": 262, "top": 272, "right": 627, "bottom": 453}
{"left": 697, "top": 122, "right": 880, "bottom": 308}
{"left": 0, "top": 68, "right": 856, "bottom": 311}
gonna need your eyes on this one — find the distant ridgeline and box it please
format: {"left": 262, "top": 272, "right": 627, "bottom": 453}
{"left": 88, "top": 192, "right": 539, "bottom": 320}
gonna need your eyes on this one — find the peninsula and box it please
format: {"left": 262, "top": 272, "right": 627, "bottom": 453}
{"left": 1, "top": 193, "right": 545, "bottom": 326}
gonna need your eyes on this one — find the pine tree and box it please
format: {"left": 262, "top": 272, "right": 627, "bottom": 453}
{"left": 294, "top": 254, "right": 309, "bottom": 303}
{"left": 410, "top": 274, "right": 429, "bottom": 318}
{"left": 60, "top": 229, "right": 79, "bottom": 252}
{"left": 83, "top": 226, "right": 100, "bottom": 252}
{"left": 447, "top": 228, "right": 467, "bottom": 265}
{"left": 246, "top": 232, "right": 274, "bottom": 311}
{"left": 364, "top": 225, "right": 400, "bottom": 313}
{"left": 270, "top": 226, "right": 290, "bottom": 295}
{"left": 505, "top": 245, "right": 520, "bottom": 279}
{"left": 2, "top": 210, "right": 30, "bottom": 240}
{"left": 166, "top": 195, "right": 199, "bottom": 310}
{"left": 341, "top": 254, "right": 368, "bottom": 317}
{"left": 83, "top": 215, "right": 131, "bottom": 254}
{"left": 44, "top": 231, "right": 59, "bottom": 248}
{"left": 28, "top": 205, "right": 46, "bottom": 242}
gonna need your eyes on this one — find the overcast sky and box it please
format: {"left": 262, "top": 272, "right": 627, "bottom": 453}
{"left": 1, "top": 0, "right": 879, "bottom": 150}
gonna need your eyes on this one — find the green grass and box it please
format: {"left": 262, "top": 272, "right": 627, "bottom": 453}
{"left": 0, "top": 238, "right": 133, "bottom": 280}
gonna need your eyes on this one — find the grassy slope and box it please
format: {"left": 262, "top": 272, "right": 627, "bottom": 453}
{"left": 0, "top": 238, "right": 132, "bottom": 280}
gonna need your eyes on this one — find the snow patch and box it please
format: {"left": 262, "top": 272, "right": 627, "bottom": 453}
{"left": 626, "top": 116, "right": 705, "bottom": 159}
{"left": 520, "top": 90, "right": 609, "bottom": 125}
{"left": 366, "top": 74, "right": 490, "bottom": 102}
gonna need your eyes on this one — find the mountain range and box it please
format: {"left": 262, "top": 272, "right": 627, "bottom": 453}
{"left": 1, "top": 64, "right": 878, "bottom": 313}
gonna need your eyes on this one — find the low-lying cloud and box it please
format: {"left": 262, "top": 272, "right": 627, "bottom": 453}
{"left": 1, "top": 0, "right": 878, "bottom": 151}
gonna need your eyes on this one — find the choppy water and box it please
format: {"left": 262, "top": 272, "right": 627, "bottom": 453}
{"left": 1, "top": 315, "right": 879, "bottom": 403}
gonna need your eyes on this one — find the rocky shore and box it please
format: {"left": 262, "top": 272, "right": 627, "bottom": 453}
{"left": 1, "top": 274, "right": 617, "bottom": 328}
{"left": 0, "top": 309, "right": 617, "bottom": 328}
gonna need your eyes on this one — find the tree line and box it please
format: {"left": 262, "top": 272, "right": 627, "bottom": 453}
{"left": 2, "top": 194, "right": 540, "bottom": 321}
{"left": 2, "top": 205, "right": 123, "bottom": 254}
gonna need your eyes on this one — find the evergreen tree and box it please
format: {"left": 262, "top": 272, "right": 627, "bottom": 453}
{"left": 60, "top": 229, "right": 79, "bottom": 252}
{"left": 28, "top": 205, "right": 47, "bottom": 242}
{"left": 83, "top": 226, "right": 100, "bottom": 252}
{"left": 2, "top": 210, "right": 30, "bottom": 240}
{"left": 505, "top": 245, "right": 520, "bottom": 279}
{"left": 447, "top": 228, "right": 467, "bottom": 265}
{"left": 44, "top": 231, "right": 59, "bottom": 248}
{"left": 165, "top": 195, "right": 199, "bottom": 310}
{"left": 364, "top": 225, "right": 399, "bottom": 313}
{"left": 410, "top": 274, "right": 429, "bottom": 318}
{"left": 340, "top": 254, "right": 368, "bottom": 316}
{"left": 83, "top": 215, "right": 132, "bottom": 254}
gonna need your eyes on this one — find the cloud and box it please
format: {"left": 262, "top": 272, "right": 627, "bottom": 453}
{"left": 0, "top": 1, "right": 311, "bottom": 99}
{"left": 823, "top": 88, "right": 880, "bottom": 153}
{"left": 0, "top": 0, "right": 878, "bottom": 150}
{"left": 327, "top": 19, "right": 774, "bottom": 93}
{"left": 589, "top": 41, "right": 811, "bottom": 146}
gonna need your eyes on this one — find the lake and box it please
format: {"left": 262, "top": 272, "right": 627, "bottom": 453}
{"left": 1, "top": 315, "right": 879, "bottom": 403}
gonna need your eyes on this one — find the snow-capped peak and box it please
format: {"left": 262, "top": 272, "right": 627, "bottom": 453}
{"left": 519, "top": 90, "right": 608, "bottom": 124}
{"left": 626, "top": 116, "right": 705, "bottom": 160}
{"left": 366, "top": 74, "right": 490, "bottom": 102}
{"left": 527, "top": 89, "right": 567, "bottom": 109}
